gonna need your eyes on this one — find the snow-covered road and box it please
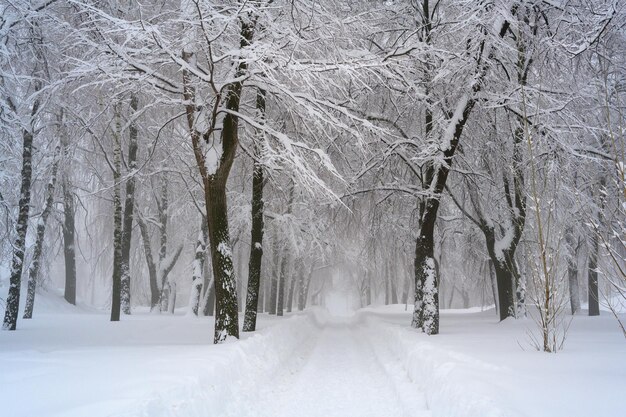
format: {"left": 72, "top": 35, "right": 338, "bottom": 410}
{"left": 225, "top": 317, "right": 430, "bottom": 417}
{"left": 1, "top": 298, "right": 624, "bottom": 417}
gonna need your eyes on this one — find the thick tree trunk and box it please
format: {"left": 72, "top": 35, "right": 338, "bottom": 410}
{"left": 120, "top": 94, "right": 139, "bottom": 315}
{"left": 257, "top": 284, "right": 265, "bottom": 313}
{"left": 188, "top": 216, "right": 208, "bottom": 316}
{"left": 485, "top": 230, "right": 516, "bottom": 321}
{"left": 243, "top": 134, "right": 264, "bottom": 329}
{"left": 412, "top": 228, "right": 439, "bottom": 334}
{"left": 110, "top": 105, "right": 123, "bottom": 322}
{"left": 23, "top": 147, "right": 60, "bottom": 319}
{"left": 237, "top": 248, "right": 244, "bottom": 313}
{"left": 2, "top": 97, "right": 39, "bottom": 330}
{"left": 205, "top": 181, "right": 239, "bottom": 342}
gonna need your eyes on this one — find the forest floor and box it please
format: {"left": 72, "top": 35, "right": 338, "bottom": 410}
{"left": 0, "top": 292, "right": 624, "bottom": 417}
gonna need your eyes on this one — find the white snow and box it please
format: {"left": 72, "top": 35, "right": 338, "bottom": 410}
{"left": 0, "top": 292, "right": 624, "bottom": 417}
{"left": 494, "top": 225, "right": 515, "bottom": 262}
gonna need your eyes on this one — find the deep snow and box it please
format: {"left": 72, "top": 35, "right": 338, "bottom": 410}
{"left": 0, "top": 293, "right": 624, "bottom": 417}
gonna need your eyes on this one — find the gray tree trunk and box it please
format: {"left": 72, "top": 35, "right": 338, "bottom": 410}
{"left": 565, "top": 227, "right": 581, "bottom": 315}
{"left": 2, "top": 89, "right": 39, "bottom": 331}
{"left": 110, "top": 104, "right": 123, "bottom": 322}
{"left": 120, "top": 94, "right": 139, "bottom": 315}
{"left": 23, "top": 146, "right": 60, "bottom": 318}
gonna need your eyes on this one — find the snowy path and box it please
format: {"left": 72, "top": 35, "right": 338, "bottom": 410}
{"left": 225, "top": 317, "right": 430, "bottom": 417}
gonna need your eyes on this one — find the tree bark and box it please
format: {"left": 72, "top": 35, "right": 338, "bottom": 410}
{"left": 412, "top": 222, "right": 439, "bottom": 334}
{"left": 188, "top": 216, "right": 208, "bottom": 315}
{"left": 110, "top": 104, "right": 123, "bottom": 322}
{"left": 286, "top": 262, "right": 299, "bottom": 313}
{"left": 2, "top": 92, "right": 39, "bottom": 330}
{"left": 158, "top": 176, "right": 169, "bottom": 311}
{"left": 23, "top": 146, "right": 60, "bottom": 319}
{"left": 205, "top": 181, "right": 239, "bottom": 341}
{"left": 588, "top": 232, "right": 600, "bottom": 316}
{"left": 120, "top": 94, "right": 139, "bottom": 315}
{"left": 390, "top": 260, "right": 399, "bottom": 304}
{"left": 62, "top": 154, "right": 77, "bottom": 306}
{"left": 243, "top": 110, "right": 265, "bottom": 328}
{"left": 269, "top": 237, "right": 280, "bottom": 315}
{"left": 487, "top": 259, "right": 498, "bottom": 314}
{"left": 277, "top": 254, "right": 288, "bottom": 316}
{"left": 137, "top": 213, "right": 159, "bottom": 309}
{"left": 565, "top": 228, "right": 581, "bottom": 315}
{"left": 299, "top": 264, "right": 314, "bottom": 311}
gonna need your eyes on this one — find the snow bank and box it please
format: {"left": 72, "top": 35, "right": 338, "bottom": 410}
{"left": 139, "top": 311, "right": 324, "bottom": 417}
{"left": 363, "top": 313, "right": 516, "bottom": 417}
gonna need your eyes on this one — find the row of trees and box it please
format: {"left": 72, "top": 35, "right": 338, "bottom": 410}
{"left": 1, "top": 0, "right": 624, "bottom": 346}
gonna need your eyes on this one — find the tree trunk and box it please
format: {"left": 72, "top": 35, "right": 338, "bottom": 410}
{"left": 412, "top": 226, "right": 439, "bottom": 334}
{"left": 269, "top": 238, "right": 280, "bottom": 315}
{"left": 110, "top": 105, "right": 123, "bottom": 322}
{"left": 565, "top": 228, "right": 581, "bottom": 315}
{"left": 23, "top": 147, "right": 60, "bottom": 319}
{"left": 487, "top": 259, "right": 498, "bottom": 314}
{"left": 167, "top": 282, "right": 176, "bottom": 314}
{"left": 493, "top": 259, "right": 516, "bottom": 320}
{"left": 184, "top": 17, "right": 255, "bottom": 342}
{"left": 384, "top": 261, "right": 390, "bottom": 305}
{"left": 137, "top": 213, "right": 159, "bottom": 310}
{"left": 264, "top": 268, "right": 273, "bottom": 312}
{"left": 485, "top": 230, "right": 516, "bottom": 321}
{"left": 203, "top": 280, "right": 215, "bottom": 317}
{"left": 277, "top": 254, "right": 288, "bottom": 316}
{"left": 242, "top": 120, "right": 265, "bottom": 328}
{"left": 401, "top": 264, "right": 411, "bottom": 305}
{"left": 299, "top": 264, "right": 314, "bottom": 311}
{"left": 390, "top": 260, "right": 399, "bottom": 305}
{"left": 62, "top": 160, "right": 77, "bottom": 307}
{"left": 120, "top": 94, "right": 139, "bottom": 315}
{"left": 286, "top": 262, "right": 299, "bottom": 313}
{"left": 205, "top": 181, "right": 239, "bottom": 341}
{"left": 237, "top": 248, "right": 244, "bottom": 313}
{"left": 188, "top": 216, "right": 208, "bottom": 316}
{"left": 588, "top": 233, "right": 600, "bottom": 316}
{"left": 158, "top": 176, "right": 169, "bottom": 312}
{"left": 257, "top": 284, "right": 265, "bottom": 313}
{"left": 2, "top": 95, "right": 39, "bottom": 331}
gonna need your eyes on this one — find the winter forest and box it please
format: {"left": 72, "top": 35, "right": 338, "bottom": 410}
{"left": 1, "top": 0, "right": 625, "bottom": 416}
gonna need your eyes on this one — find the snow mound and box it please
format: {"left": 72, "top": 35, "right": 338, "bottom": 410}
{"left": 364, "top": 314, "right": 515, "bottom": 417}
{"left": 139, "top": 311, "right": 322, "bottom": 417}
